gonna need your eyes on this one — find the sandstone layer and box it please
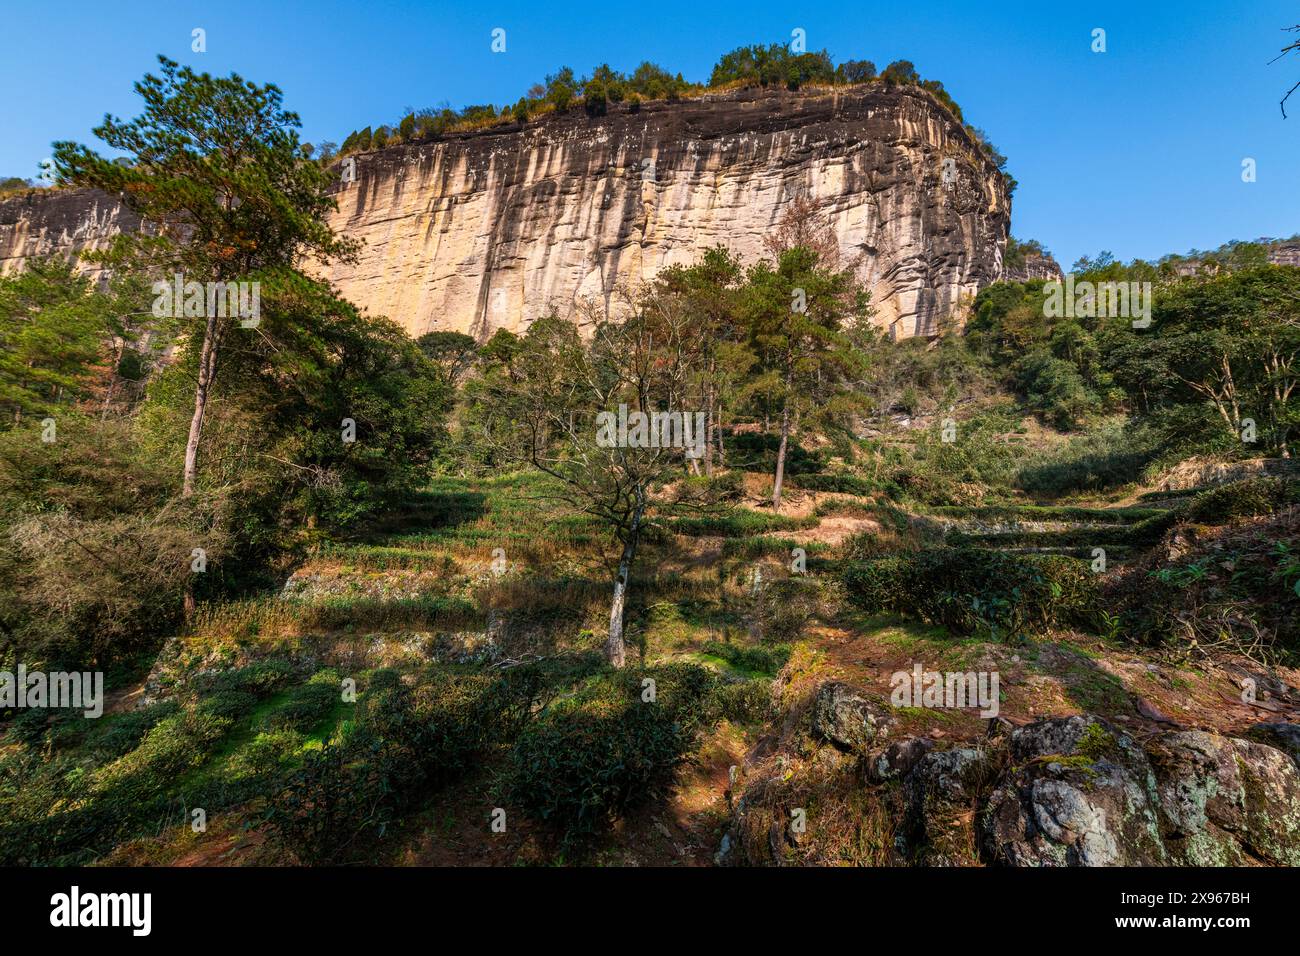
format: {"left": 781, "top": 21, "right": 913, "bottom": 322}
{"left": 0, "top": 85, "right": 1012, "bottom": 339}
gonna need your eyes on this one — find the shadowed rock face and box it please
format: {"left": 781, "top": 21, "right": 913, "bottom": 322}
{"left": 0, "top": 187, "right": 141, "bottom": 279}
{"left": 0, "top": 85, "right": 1011, "bottom": 339}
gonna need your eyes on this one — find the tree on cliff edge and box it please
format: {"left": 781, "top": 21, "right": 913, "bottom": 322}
{"left": 52, "top": 56, "right": 357, "bottom": 496}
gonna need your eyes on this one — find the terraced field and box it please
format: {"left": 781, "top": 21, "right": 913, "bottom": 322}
{"left": 10, "top": 470, "right": 1299, "bottom": 868}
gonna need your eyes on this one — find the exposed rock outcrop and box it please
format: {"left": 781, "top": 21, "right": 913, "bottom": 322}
{"left": 722, "top": 709, "right": 1300, "bottom": 867}
{"left": 0, "top": 187, "right": 140, "bottom": 280}
{"left": 811, "top": 681, "right": 894, "bottom": 752}
{"left": 1000, "top": 251, "right": 1063, "bottom": 283}
{"left": 0, "top": 85, "right": 1011, "bottom": 340}
{"left": 982, "top": 716, "right": 1168, "bottom": 866}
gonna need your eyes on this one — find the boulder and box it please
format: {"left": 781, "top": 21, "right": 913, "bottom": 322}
{"left": 981, "top": 716, "right": 1167, "bottom": 866}
{"left": 1245, "top": 722, "right": 1300, "bottom": 769}
{"left": 811, "top": 681, "right": 894, "bottom": 753}
{"left": 901, "top": 746, "right": 992, "bottom": 865}
{"left": 868, "top": 737, "right": 934, "bottom": 783}
{"left": 1146, "top": 729, "right": 1300, "bottom": 866}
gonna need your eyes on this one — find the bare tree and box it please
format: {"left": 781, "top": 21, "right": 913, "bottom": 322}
{"left": 1276, "top": 24, "right": 1300, "bottom": 117}
{"left": 763, "top": 195, "right": 857, "bottom": 271}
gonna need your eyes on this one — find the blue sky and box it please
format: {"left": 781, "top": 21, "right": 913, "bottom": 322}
{"left": 3, "top": 0, "right": 1297, "bottom": 268}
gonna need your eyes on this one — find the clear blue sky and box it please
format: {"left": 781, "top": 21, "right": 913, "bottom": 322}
{"left": 3, "top": 0, "right": 1297, "bottom": 268}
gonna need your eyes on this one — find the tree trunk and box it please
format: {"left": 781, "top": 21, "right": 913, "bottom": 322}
{"left": 716, "top": 403, "right": 726, "bottom": 466}
{"left": 606, "top": 489, "right": 645, "bottom": 667}
{"left": 182, "top": 314, "right": 221, "bottom": 496}
{"left": 704, "top": 383, "right": 715, "bottom": 477}
{"left": 101, "top": 338, "right": 126, "bottom": 420}
{"left": 772, "top": 403, "right": 790, "bottom": 512}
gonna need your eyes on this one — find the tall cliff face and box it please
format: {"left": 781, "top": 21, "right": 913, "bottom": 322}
{"left": 325, "top": 86, "right": 1009, "bottom": 339}
{"left": 0, "top": 85, "right": 1011, "bottom": 339}
{"left": 0, "top": 187, "right": 141, "bottom": 279}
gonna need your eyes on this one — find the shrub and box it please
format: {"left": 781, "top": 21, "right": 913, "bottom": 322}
{"left": 264, "top": 674, "right": 339, "bottom": 732}
{"left": 93, "top": 701, "right": 181, "bottom": 759}
{"left": 228, "top": 729, "right": 305, "bottom": 780}
{"left": 844, "top": 547, "right": 1098, "bottom": 638}
{"left": 199, "top": 657, "right": 294, "bottom": 697}
{"left": 702, "top": 640, "right": 791, "bottom": 675}
{"left": 1124, "top": 509, "right": 1181, "bottom": 545}
{"left": 195, "top": 690, "right": 259, "bottom": 721}
{"left": 1103, "top": 507, "right": 1300, "bottom": 661}
{"left": 747, "top": 577, "right": 822, "bottom": 642}
{"left": 505, "top": 664, "right": 718, "bottom": 841}
{"left": 889, "top": 409, "right": 1023, "bottom": 506}
{"left": 726, "top": 432, "right": 823, "bottom": 475}
{"left": 711, "top": 678, "right": 772, "bottom": 724}
{"left": 1184, "top": 477, "right": 1298, "bottom": 524}
{"left": 791, "top": 473, "right": 877, "bottom": 495}
{"left": 91, "top": 710, "right": 233, "bottom": 801}
{"left": 263, "top": 738, "right": 385, "bottom": 865}
{"left": 1015, "top": 420, "right": 1159, "bottom": 495}
{"left": 671, "top": 509, "right": 815, "bottom": 537}
{"left": 266, "top": 660, "right": 597, "bottom": 863}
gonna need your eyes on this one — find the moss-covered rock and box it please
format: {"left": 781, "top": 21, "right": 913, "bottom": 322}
{"left": 1146, "top": 730, "right": 1300, "bottom": 866}
{"left": 810, "top": 681, "right": 895, "bottom": 754}
{"left": 982, "top": 716, "right": 1167, "bottom": 866}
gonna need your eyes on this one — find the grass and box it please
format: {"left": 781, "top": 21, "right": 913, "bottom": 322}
{"left": 927, "top": 503, "right": 1170, "bottom": 524}
{"left": 13, "top": 455, "right": 1248, "bottom": 866}
{"left": 670, "top": 509, "right": 820, "bottom": 537}
{"left": 190, "top": 594, "right": 484, "bottom": 643}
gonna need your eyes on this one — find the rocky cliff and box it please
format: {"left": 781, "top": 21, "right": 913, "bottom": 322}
{"left": 0, "top": 187, "right": 141, "bottom": 280}
{"left": 0, "top": 85, "right": 1011, "bottom": 339}
{"left": 1001, "top": 251, "right": 1063, "bottom": 283}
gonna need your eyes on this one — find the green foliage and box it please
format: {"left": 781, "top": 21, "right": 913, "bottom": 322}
{"left": 836, "top": 59, "right": 877, "bottom": 83}
{"left": 334, "top": 46, "right": 990, "bottom": 178}
{"left": 844, "top": 547, "right": 1099, "bottom": 638}
{"left": 263, "top": 670, "right": 340, "bottom": 732}
{"left": 1014, "top": 419, "right": 1160, "bottom": 495}
{"left": 701, "top": 640, "right": 791, "bottom": 675}
{"left": 0, "top": 57, "right": 449, "bottom": 675}
{"left": 54, "top": 56, "right": 354, "bottom": 278}
{"left": 711, "top": 678, "right": 772, "bottom": 724}
{"left": 976, "top": 266, "right": 1300, "bottom": 458}
{"left": 670, "top": 509, "right": 815, "bottom": 537}
{"left": 1003, "top": 237, "right": 1052, "bottom": 270}
{"left": 1012, "top": 348, "right": 1102, "bottom": 428}
{"left": 0, "top": 414, "right": 212, "bottom": 667}
{"left": 789, "top": 472, "right": 879, "bottom": 495}
{"left": 1105, "top": 508, "right": 1300, "bottom": 661}
{"left": 265, "top": 658, "right": 603, "bottom": 863}
{"left": 0, "top": 704, "right": 235, "bottom": 865}
{"left": 880, "top": 59, "right": 920, "bottom": 85}
{"left": 726, "top": 431, "right": 823, "bottom": 474}
{"left": 91, "top": 701, "right": 182, "bottom": 759}
{"left": 505, "top": 663, "right": 719, "bottom": 841}
{"left": 890, "top": 406, "right": 1024, "bottom": 505}
{"left": 198, "top": 657, "right": 295, "bottom": 697}
{"left": 0, "top": 260, "right": 112, "bottom": 422}
{"left": 1183, "top": 476, "right": 1300, "bottom": 524}
{"left": 709, "top": 43, "right": 837, "bottom": 90}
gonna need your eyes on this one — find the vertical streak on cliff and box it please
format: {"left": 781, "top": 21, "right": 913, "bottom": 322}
{"left": 0, "top": 86, "right": 1011, "bottom": 340}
